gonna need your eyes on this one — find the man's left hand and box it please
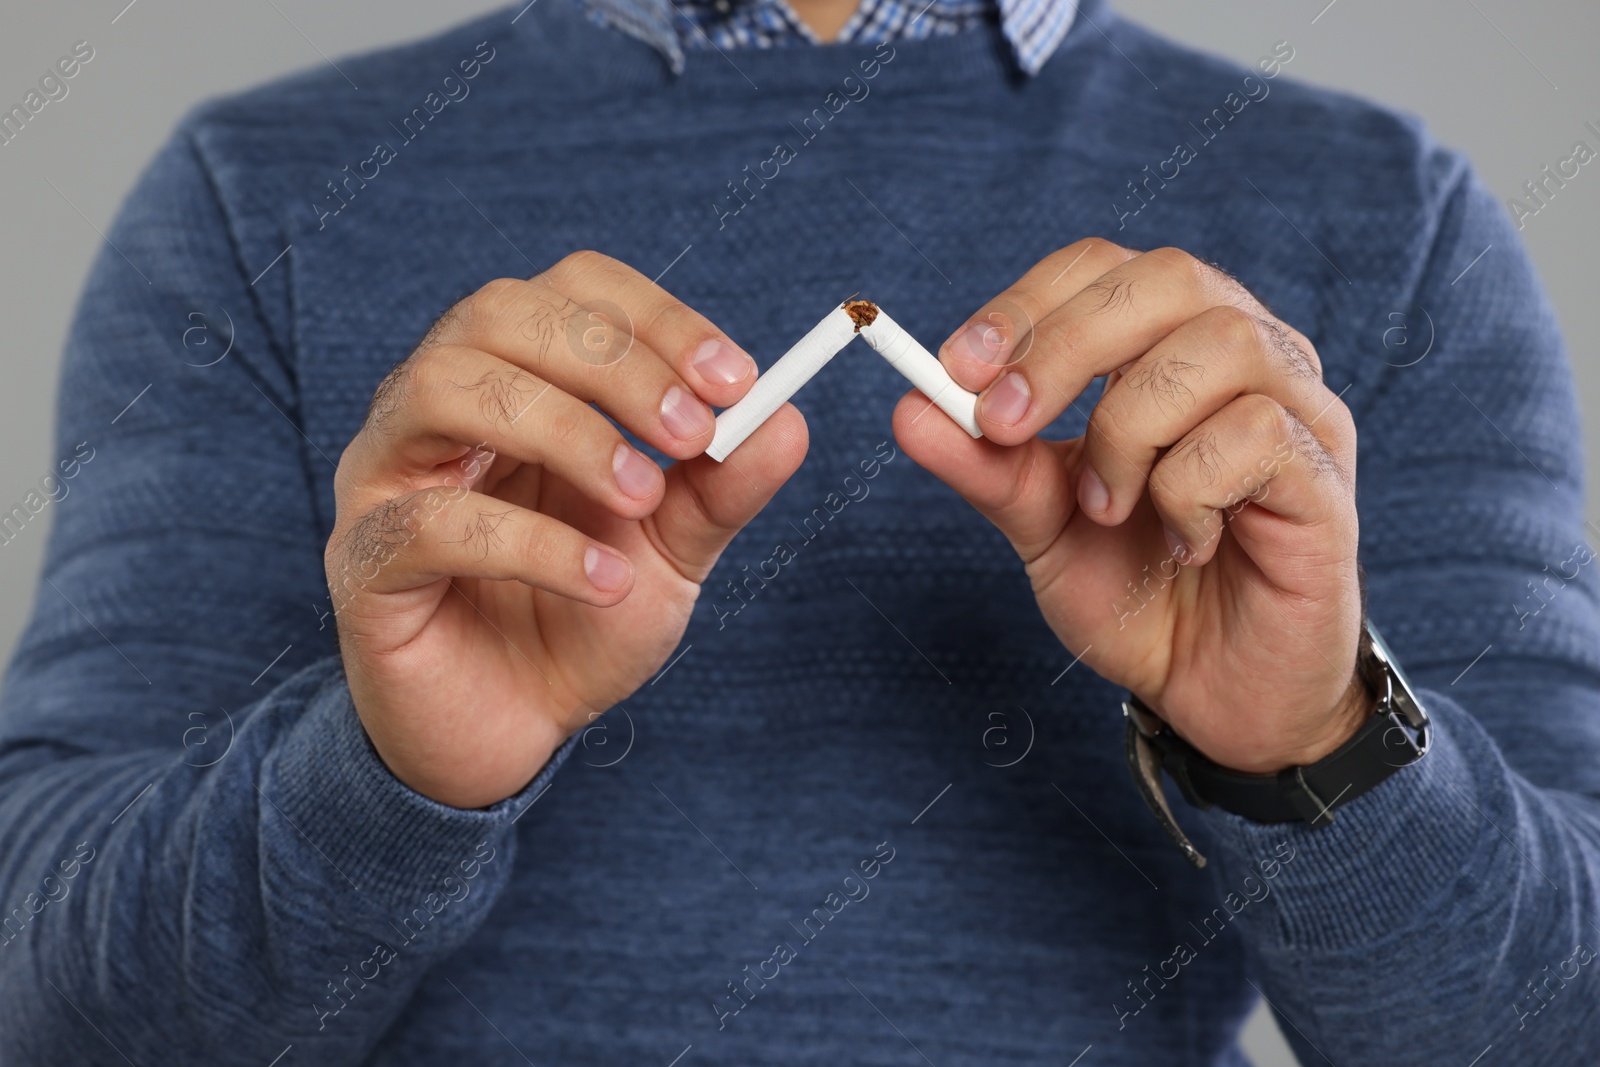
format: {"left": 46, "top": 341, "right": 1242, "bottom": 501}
{"left": 894, "top": 239, "right": 1372, "bottom": 775}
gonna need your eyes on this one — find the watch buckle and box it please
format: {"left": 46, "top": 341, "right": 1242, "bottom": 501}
{"left": 1123, "top": 697, "right": 1208, "bottom": 869}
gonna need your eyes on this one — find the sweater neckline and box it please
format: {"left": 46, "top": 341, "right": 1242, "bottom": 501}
{"left": 506, "top": 0, "right": 1111, "bottom": 97}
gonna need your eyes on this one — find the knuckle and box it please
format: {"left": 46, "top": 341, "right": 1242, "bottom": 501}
{"left": 1084, "top": 237, "right": 1140, "bottom": 273}
{"left": 517, "top": 295, "right": 571, "bottom": 372}
{"left": 982, "top": 287, "right": 1041, "bottom": 346}
{"left": 563, "top": 301, "right": 634, "bottom": 368}
{"left": 1085, "top": 397, "right": 1129, "bottom": 450}
{"left": 1145, "top": 455, "right": 1188, "bottom": 513}
{"left": 331, "top": 453, "right": 360, "bottom": 503}
{"left": 420, "top": 282, "right": 522, "bottom": 352}
{"left": 1080, "top": 275, "right": 1136, "bottom": 315}
{"left": 473, "top": 367, "right": 544, "bottom": 427}
{"left": 510, "top": 516, "right": 563, "bottom": 574}
{"left": 1319, "top": 392, "right": 1356, "bottom": 444}
{"left": 992, "top": 445, "right": 1038, "bottom": 515}
{"left": 442, "top": 502, "right": 517, "bottom": 563}
{"left": 1146, "top": 246, "right": 1203, "bottom": 283}
{"left": 407, "top": 484, "right": 458, "bottom": 529}
{"left": 1028, "top": 312, "right": 1084, "bottom": 367}
{"left": 1169, "top": 429, "right": 1226, "bottom": 489}
{"left": 406, "top": 344, "right": 451, "bottom": 389}
{"left": 402, "top": 347, "right": 467, "bottom": 420}
{"left": 1196, "top": 256, "right": 1253, "bottom": 304}
{"left": 1075, "top": 236, "right": 1120, "bottom": 259}
{"left": 677, "top": 471, "right": 725, "bottom": 533}
{"left": 1336, "top": 415, "right": 1358, "bottom": 477}
{"left": 475, "top": 276, "right": 524, "bottom": 312}
{"left": 548, "top": 249, "right": 605, "bottom": 286}
{"left": 464, "top": 277, "right": 526, "bottom": 330}
{"left": 1123, "top": 355, "right": 1203, "bottom": 413}
{"left": 1067, "top": 237, "right": 1120, "bottom": 272}
{"left": 639, "top": 297, "right": 692, "bottom": 344}
{"left": 537, "top": 402, "right": 590, "bottom": 452}
{"left": 1241, "top": 391, "right": 1290, "bottom": 443}
{"left": 1262, "top": 317, "right": 1322, "bottom": 379}
{"left": 1037, "top": 239, "right": 1125, "bottom": 294}
{"left": 1280, "top": 404, "right": 1349, "bottom": 484}
{"left": 1200, "top": 304, "right": 1261, "bottom": 352}
{"left": 341, "top": 495, "right": 424, "bottom": 572}
{"left": 365, "top": 358, "right": 417, "bottom": 432}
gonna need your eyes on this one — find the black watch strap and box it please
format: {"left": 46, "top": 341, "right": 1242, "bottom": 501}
{"left": 1123, "top": 618, "right": 1431, "bottom": 868}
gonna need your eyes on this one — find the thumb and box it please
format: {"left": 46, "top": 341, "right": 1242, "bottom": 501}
{"left": 647, "top": 403, "right": 809, "bottom": 583}
{"left": 891, "top": 390, "right": 1078, "bottom": 563}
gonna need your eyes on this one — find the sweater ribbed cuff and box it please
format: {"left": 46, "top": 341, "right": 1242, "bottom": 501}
{"left": 1191, "top": 692, "right": 1501, "bottom": 953}
{"left": 264, "top": 657, "right": 576, "bottom": 907}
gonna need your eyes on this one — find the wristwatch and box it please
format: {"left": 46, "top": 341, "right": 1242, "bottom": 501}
{"left": 1123, "top": 618, "right": 1431, "bottom": 868}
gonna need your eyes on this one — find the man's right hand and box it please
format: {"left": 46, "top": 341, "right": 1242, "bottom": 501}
{"left": 323, "top": 251, "right": 807, "bottom": 809}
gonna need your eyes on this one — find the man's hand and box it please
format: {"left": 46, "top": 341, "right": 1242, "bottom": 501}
{"left": 895, "top": 239, "right": 1370, "bottom": 775}
{"left": 325, "top": 252, "right": 807, "bottom": 808}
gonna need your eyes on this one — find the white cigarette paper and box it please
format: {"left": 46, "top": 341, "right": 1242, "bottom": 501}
{"left": 706, "top": 305, "right": 857, "bottom": 462}
{"left": 857, "top": 308, "right": 983, "bottom": 439}
{"left": 705, "top": 299, "right": 984, "bottom": 463}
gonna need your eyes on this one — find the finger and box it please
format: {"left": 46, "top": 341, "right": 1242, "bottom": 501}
{"left": 643, "top": 403, "right": 810, "bottom": 583}
{"left": 938, "top": 237, "right": 1140, "bottom": 391}
{"left": 1145, "top": 393, "right": 1355, "bottom": 579}
{"left": 890, "top": 390, "right": 1077, "bottom": 564}
{"left": 541, "top": 251, "right": 759, "bottom": 401}
{"left": 327, "top": 485, "right": 636, "bottom": 612}
{"left": 420, "top": 256, "right": 756, "bottom": 456}
{"left": 1077, "top": 305, "right": 1332, "bottom": 525}
{"left": 338, "top": 345, "right": 665, "bottom": 519}
{"left": 972, "top": 247, "right": 1297, "bottom": 444}
{"left": 421, "top": 275, "right": 716, "bottom": 459}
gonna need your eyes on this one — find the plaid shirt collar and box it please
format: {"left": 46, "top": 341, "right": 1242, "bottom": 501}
{"left": 582, "top": 0, "right": 1080, "bottom": 76}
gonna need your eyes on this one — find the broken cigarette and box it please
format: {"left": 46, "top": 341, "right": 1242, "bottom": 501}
{"left": 705, "top": 299, "right": 983, "bottom": 463}
{"left": 705, "top": 304, "right": 858, "bottom": 462}
{"left": 850, "top": 302, "right": 982, "bottom": 439}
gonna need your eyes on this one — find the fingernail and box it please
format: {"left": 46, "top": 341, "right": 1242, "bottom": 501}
{"left": 953, "top": 322, "right": 1007, "bottom": 365}
{"left": 690, "top": 339, "right": 755, "bottom": 386}
{"left": 584, "top": 544, "right": 632, "bottom": 592}
{"left": 612, "top": 442, "right": 660, "bottom": 500}
{"left": 660, "top": 385, "right": 713, "bottom": 442}
{"left": 1164, "top": 525, "right": 1189, "bottom": 563}
{"left": 981, "top": 373, "right": 1031, "bottom": 426}
{"left": 1078, "top": 465, "right": 1110, "bottom": 515}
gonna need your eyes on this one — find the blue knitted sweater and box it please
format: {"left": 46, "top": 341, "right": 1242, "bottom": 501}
{"left": 2, "top": 1, "right": 1598, "bottom": 1063}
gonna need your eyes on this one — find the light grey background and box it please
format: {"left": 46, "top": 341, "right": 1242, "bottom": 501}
{"left": 1, "top": 1, "right": 1595, "bottom": 1063}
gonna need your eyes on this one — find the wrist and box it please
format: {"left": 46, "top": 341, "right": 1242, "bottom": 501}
{"left": 354, "top": 697, "right": 566, "bottom": 810}
{"left": 1123, "top": 617, "right": 1433, "bottom": 866}
{"left": 1264, "top": 668, "right": 1377, "bottom": 772}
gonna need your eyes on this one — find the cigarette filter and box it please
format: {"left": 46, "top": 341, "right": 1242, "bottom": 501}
{"left": 855, "top": 305, "right": 983, "bottom": 439}
{"left": 706, "top": 304, "right": 857, "bottom": 462}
